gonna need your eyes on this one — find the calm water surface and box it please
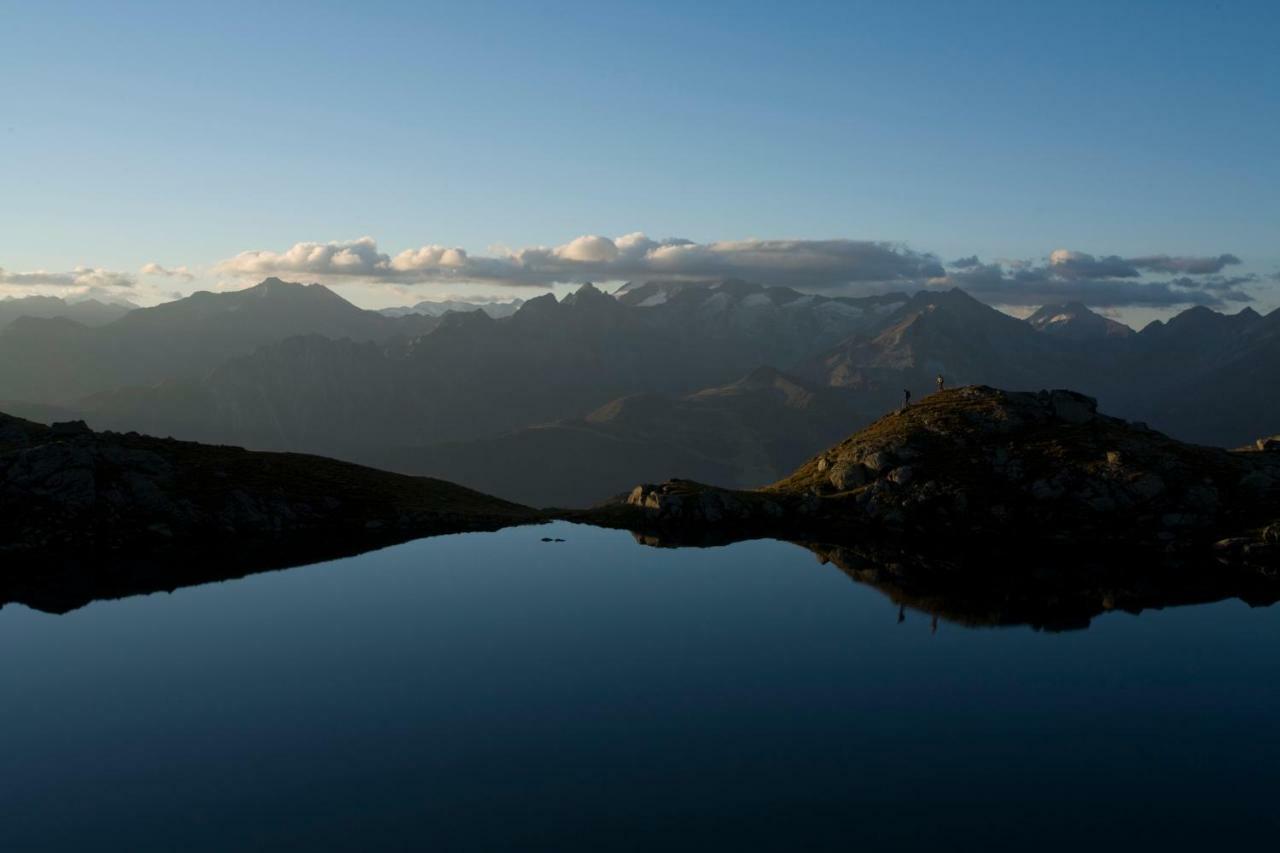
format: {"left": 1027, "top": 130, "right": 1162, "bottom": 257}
{"left": 2, "top": 522, "right": 1277, "bottom": 851}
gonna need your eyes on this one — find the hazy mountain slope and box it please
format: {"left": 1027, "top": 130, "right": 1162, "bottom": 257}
{"left": 801, "top": 289, "right": 1084, "bottom": 394}
{"left": 77, "top": 335, "right": 407, "bottom": 453}
{"left": 381, "top": 367, "right": 883, "bottom": 506}
{"left": 0, "top": 296, "right": 133, "bottom": 329}
{"left": 76, "top": 282, "right": 906, "bottom": 455}
{"left": 1133, "top": 309, "right": 1280, "bottom": 446}
{"left": 1114, "top": 306, "right": 1264, "bottom": 395}
{"left": 379, "top": 298, "right": 525, "bottom": 318}
{"left": 0, "top": 279, "right": 437, "bottom": 403}
{"left": 794, "top": 293, "right": 1280, "bottom": 446}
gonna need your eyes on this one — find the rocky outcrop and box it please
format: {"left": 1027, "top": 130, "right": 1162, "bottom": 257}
{"left": 595, "top": 386, "right": 1280, "bottom": 567}
{"left": 625, "top": 480, "right": 789, "bottom": 523}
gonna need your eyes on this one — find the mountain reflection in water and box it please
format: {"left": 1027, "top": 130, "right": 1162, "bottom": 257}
{"left": 6, "top": 523, "right": 1276, "bottom": 630}
{"left": 4, "top": 522, "right": 1280, "bottom": 851}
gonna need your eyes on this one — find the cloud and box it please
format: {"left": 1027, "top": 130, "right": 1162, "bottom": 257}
{"left": 215, "top": 234, "right": 944, "bottom": 289}
{"left": 1041, "top": 249, "right": 1245, "bottom": 282}
{"left": 219, "top": 236, "right": 389, "bottom": 277}
{"left": 0, "top": 266, "right": 135, "bottom": 291}
{"left": 1047, "top": 249, "right": 1141, "bottom": 280}
{"left": 210, "top": 236, "right": 1262, "bottom": 309}
{"left": 141, "top": 262, "right": 195, "bottom": 281}
{"left": 934, "top": 253, "right": 1256, "bottom": 308}
{"left": 1128, "top": 253, "right": 1241, "bottom": 275}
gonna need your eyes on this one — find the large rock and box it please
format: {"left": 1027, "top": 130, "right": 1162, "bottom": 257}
{"left": 1044, "top": 390, "right": 1097, "bottom": 424}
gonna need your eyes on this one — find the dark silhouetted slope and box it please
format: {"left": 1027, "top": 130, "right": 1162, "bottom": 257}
{"left": 0, "top": 410, "right": 537, "bottom": 611}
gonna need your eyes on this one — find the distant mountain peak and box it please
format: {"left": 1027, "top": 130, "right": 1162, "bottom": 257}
{"left": 561, "top": 281, "right": 620, "bottom": 312}
{"left": 253, "top": 276, "right": 301, "bottom": 292}
{"left": 249, "top": 277, "right": 333, "bottom": 297}
{"left": 1027, "top": 302, "right": 1133, "bottom": 340}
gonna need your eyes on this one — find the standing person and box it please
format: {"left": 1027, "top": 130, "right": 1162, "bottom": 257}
{"left": 937, "top": 374, "right": 945, "bottom": 393}
{"left": 902, "top": 388, "right": 912, "bottom": 410}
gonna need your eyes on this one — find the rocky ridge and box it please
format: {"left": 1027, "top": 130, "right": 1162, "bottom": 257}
{"left": 607, "top": 386, "right": 1280, "bottom": 567}
{"left": 0, "top": 409, "right": 535, "bottom": 568}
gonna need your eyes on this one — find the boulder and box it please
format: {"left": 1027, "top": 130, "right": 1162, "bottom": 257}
{"left": 50, "top": 420, "right": 92, "bottom": 437}
{"left": 1046, "top": 390, "right": 1097, "bottom": 424}
{"left": 828, "top": 461, "right": 869, "bottom": 491}
{"left": 861, "top": 450, "right": 896, "bottom": 472}
{"left": 887, "top": 465, "right": 914, "bottom": 485}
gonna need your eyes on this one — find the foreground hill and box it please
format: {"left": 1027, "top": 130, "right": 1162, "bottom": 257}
{"left": 0, "top": 411, "right": 537, "bottom": 611}
{"left": 600, "top": 386, "right": 1280, "bottom": 566}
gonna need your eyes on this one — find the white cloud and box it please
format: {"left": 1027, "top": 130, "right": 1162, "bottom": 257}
{"left": 557, "top": 235, "right": 620, "bottom": 263}
{"left": 220, "top": 236, "right": 390, "bottom": 278}
{"left": 215, "top": 233, "right": 944, "bottom": 289}
{"left": 140, "top": 262, "right": 195, "bottom": 281}
{"left": 390, "top": 245, "right": 469, "bottom": 271}
{"left": 0, "top": 266, "right": 135, "bottom": 291}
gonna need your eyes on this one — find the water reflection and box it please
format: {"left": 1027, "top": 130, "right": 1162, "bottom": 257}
{"left": 4, "top": 522, "right": 1280, "bottom": 851}
{"left": 632, "top": 533, "right": 1280, "bottom": 632}
{"left": 6, "top": 523, "right": 1277, "bottom": 631}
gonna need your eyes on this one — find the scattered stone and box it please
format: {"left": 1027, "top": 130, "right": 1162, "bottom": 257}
{"left": 887, "top": 465, "right": 914, "bottom": 485}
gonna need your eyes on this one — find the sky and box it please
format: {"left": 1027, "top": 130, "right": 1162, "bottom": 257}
{"left": 2, "top": 0, "right": 1277, "bottom": 323}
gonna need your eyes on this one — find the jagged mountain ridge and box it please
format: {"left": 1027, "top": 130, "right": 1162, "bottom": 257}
{"left": 0, "top": 278, "right": 439, "bottom": 404}
{"left": 65, "top": 280, "right": 911, "bottom": 456}
{"left": 2, "top": 277, "right": 1277, "bottom": 507}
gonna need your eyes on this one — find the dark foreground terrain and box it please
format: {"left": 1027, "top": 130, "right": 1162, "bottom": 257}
{"left": 2, "top": 386, "right": 1278, "bottom": 616}
{"left": 598, "top": 386, "right": 1280, "bottom": 566}
{"left": 0, "top": 412, "right": 537, "bottom": 612}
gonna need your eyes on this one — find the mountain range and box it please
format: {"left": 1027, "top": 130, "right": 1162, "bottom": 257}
{"left": 1, "top": 276, "right": 1276, "bottom": 506}
{"left": 0, "top": 295, "right": 134, "bottom": 330}
{"left": 378, "top": 297, "right": 525, "bottom": 318}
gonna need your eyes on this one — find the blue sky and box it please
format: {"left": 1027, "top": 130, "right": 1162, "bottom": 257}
{"left": 2, "top": 0, "right": 1277, "bottom": 317}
